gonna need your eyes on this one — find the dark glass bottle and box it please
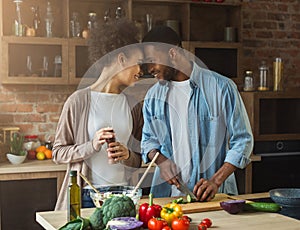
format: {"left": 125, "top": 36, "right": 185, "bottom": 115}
{"left": 106, "top": 129, "right": 116, "bottom": 164}
{"left": 67, "top": 170, "right": 81, "bottom": 221}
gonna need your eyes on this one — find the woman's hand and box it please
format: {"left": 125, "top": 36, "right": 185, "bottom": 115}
{"left": 92, "top": 127, "right": 115, "bottom": 152}
{"left": 107, "top": 141, "right": 130, "bottom": 163}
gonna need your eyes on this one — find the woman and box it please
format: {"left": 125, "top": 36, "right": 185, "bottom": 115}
{"left": 52, "top": 18, "right": 144, "bottom": 210}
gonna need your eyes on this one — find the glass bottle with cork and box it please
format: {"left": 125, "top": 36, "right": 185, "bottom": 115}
{"left": 44, "top": 1, "right": 54, "bottom": 37}
{"left": 67, "top": 170, "right": 81, "bottom": 221}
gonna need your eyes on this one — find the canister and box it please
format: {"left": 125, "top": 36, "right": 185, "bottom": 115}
{"left": 258, "top": 61, "right": 269, "bottom": 91}
{"left": 243, "top": 70, "right": 255, "bottom": 92}
{"left": 273, "top": 57, "right": 283, "bottom": 91}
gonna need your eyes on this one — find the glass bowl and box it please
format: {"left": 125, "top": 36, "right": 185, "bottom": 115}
{"left": 89, "top": 185, "right": 142, "bottom": 208}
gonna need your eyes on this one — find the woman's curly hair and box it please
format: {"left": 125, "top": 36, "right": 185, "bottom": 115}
{"left": 87, "top": 18, "right": 139, "bottom": 65}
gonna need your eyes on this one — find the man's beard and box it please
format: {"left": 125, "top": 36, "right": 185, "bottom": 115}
{"left": 158, "top": 66, "right": 178, "bottom": 84}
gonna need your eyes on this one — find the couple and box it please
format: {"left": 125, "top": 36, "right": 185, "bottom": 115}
{"left": 52, "top": 18, "right": 253, "bottom": 210}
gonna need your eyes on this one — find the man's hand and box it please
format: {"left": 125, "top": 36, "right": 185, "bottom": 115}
{"left": 193, "top": 162, "right": 237, "bottom": 201}
{"left": 148, "top": 150, "right": 179, "bottom": 186}
{"left": 193, "top": 178, "right": 218, "bottom": 202}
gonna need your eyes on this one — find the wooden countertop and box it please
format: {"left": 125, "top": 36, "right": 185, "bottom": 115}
{"left": 36, "top": 193, "right": 300, "bottom": 230}
{"left": 0, "top": 159, "right": 67, "bottom": 174}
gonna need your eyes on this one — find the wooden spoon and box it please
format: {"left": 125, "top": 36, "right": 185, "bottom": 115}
{"left": 79, "top": 172, "right": 101, "bottom": 196}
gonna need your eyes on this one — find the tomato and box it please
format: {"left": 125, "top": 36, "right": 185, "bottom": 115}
{"left": 162, "top": 226, "right": 172, "bottom": 230}
{"left": 198, "top": 223, "right": 208, "bottom": 230}
{"left": 181, "top": 215, "right": 192, "bottom": 222}
{"left": 201, "top": 218, "right": 212, "bottom": 228}
{"left": 148, "top": 217, "right": 168, "bottom": 230}
{"left": 171, "top": 217, "right": 190, "bottom": 230}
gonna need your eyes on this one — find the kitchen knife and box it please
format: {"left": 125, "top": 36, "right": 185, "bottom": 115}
{"left": 177, "top": 177, "right": 197, "bottom": 200}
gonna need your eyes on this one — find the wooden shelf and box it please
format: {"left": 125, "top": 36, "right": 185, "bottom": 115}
{"left": 1, "top": 0, "right": 243, "bottom": 85}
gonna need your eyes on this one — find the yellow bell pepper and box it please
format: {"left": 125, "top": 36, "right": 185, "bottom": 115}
{"left": 160, "top": 202, "right": 183, "bottom": 225}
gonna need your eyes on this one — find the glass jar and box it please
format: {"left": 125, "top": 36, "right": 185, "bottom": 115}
{"left": 23, "top": 135, "right": 41, "bottom": 151}
{"left": 243, "top": 70, "right": 255, "bottom": 92}
{"left": 70, "top": 12, "right": 81, "bottom": 38}
{"left": 258, "top": 61, "right": 269, "bottom": 91}
{"left": 87, "top": 12, "right": 98, "bottom": 31}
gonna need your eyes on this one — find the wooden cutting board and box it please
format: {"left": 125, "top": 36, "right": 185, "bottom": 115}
{"left": 138, "top": 193, "right": 236, "bottom": 214}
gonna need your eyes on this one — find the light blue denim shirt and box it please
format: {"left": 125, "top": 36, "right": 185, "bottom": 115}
{"left": 141, "top": 62, "right": 253, "bottom": 197}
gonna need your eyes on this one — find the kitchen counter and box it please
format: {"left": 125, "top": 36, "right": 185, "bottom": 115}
{"left": 0, "top": 159, "right": 67, "bottom": 195}
{"left": 36, "top": 193, "right": 300, "bottom": 230}
{"left": 0, "top": 159, "right": 66, "bottom": 174}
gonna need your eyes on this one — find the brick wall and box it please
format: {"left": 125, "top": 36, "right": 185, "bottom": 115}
{"left": 242, "top": 0, "right": 300, "bottom": 89}
{"left": 1, "top": 0, "right": 300, "bottom": 139}
{"left": 0, "top": 84, "right": 76, "bottom": 142}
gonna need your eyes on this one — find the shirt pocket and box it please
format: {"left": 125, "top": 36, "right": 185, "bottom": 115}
{"left": 150, "top": 114, "right": 169, "bottom": 143}
{"left": 199, "top": 115, "right": 226, "bottom": 148}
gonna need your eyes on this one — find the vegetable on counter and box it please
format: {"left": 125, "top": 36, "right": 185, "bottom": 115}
{"left": 243, "top": 202, "right": 281, "bottom": 213}
{"left": 160, "top": 202, "right": 183, "bottom": 225}
{"left": 200, "top": 218, "right": 212, "bottom": 228}
{"left": 220, "top": 200, "right": 246, "bottom": 214}
{"left": 102, "top": 195, "right": 136, "bottom": 226}
{"left": 139, "top": 193, "right": 162, "bottom": 228}
{"left": 220, "top": 200, "right": 281, "bottom": 214}
{"left": 58, "top": 216, "right": 90, "bottom": 230}
{"left": 58, "top": 195, "right": 136, "bottom": 230}
{"left": 172, "top": 194, "right": 197, "bottom": 204}
{"left": 147, "top": 217, "right": 168, "bottom": 230}
{"left": 107, "top": 217, "right": 143, "bottom": 230}
{"left": 89, "top": 207, "right": 105, "bottom": 230}
{"left": 171, "top": 216, "right": 190, "bottom": 230}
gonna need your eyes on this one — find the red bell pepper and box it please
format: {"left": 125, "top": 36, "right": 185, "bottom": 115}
{"left": 139, "top": 193, "right": 162, "bottom": 228}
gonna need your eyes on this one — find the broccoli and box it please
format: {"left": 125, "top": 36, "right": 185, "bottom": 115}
{"left": 101, "top": 196, "right": 136, "bottom": 226}
{"left": 89, "top": 207, "right": 105, "bottom": 230}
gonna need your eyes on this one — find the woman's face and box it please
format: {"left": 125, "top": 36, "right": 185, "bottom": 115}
{"left": 119, "top": 48, "right": 144, "bottom": 87}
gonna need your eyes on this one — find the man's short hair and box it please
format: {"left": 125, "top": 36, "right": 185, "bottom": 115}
{"left": 142, "top": 25, "right": 182, "bottom": 47}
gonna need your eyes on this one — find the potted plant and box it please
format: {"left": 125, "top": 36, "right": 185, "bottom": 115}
{"left": 6, "top": 132, "right": 27, "bottom": 164}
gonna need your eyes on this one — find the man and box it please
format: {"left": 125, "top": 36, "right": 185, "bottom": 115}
{"left": 141, "top": 26, "right": 253, "bottom": 201}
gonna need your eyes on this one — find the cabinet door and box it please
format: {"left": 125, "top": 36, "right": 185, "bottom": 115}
{"left": 0, "top": 178, "right": 57, "bottom": 230}
{"left": 68, "top": 39, "right": 97, "bottom": 86}
{"left": 1, "top": 37, "right": 68, "bottom": 84}
{"left": 2, "top": 0, "right": 67, "bottom": 38}
{"left": 190, "top": 2, "right": 241, "bottom": 42}
{"left": 68, "top": 0, "right": 130, "bottom": 35}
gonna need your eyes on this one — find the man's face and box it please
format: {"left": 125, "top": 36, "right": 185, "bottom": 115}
{"left": 143, "top": 45, "right": 177, "bottom": 81}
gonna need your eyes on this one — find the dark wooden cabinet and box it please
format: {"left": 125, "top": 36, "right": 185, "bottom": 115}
{"left": 0, "top": 178, "right": 57, "bottom": 230}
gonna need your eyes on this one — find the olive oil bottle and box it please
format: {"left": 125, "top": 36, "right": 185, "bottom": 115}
{"left": 67, "top": 170, "right": 81, "bottom": 221}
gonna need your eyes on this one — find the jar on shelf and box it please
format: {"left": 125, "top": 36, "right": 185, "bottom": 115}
{"left": 87, "top": 12, "right": 98, "bottom": 31}
{"left": 70, "top": 12, "right": 81, "bottom": 38}
{"left": 23, "top": 135, "right": 41, "bottom": 151}
{"left": 82, "top": 12, "right": 97, "bottom": 39}
{"left": 258, "top": 60, "right": 269, "bottom": 91}
{"left": 243, "top": 70, "right": 255, "bottom": 92}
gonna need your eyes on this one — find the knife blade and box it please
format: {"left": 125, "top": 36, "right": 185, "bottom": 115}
{"left": 176, "top": 177, "right": 197, "bottom": 200}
